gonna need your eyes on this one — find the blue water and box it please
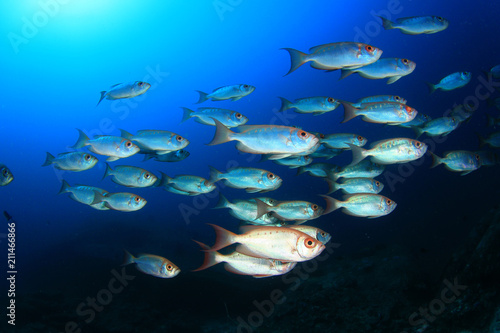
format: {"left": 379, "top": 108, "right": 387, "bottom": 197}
{"left": 1, "top": 0, "right": 500, "bottom": 332}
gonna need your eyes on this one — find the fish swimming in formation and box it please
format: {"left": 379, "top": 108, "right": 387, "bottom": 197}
{"left": 426, "top": 72, "right": 471, "bottom": 94}
{"left": 278, "top": 96, "right": 340, "bottom": 115}
{"left": 282, "top": 42, "right": 382, "bottom": 75}
{"left": 348, "top": 138, "right": 428, "bottom": 166}
{"left": 297, "top": 163, "right": 340, "bottom": 178}
{"left": 255, "top": 199, "right": 324, "bottom": 223}
{"left": 196, "top": 84, "right": 255, "bottom": 103}
{"left": 477, "top": 132, "right": 500, "bottom": 148}
{"left": 341, "top": 102, "right": 417, "bottom": 124}
{"left": 339, "top": 58, "right": 416, "bottom": 84}
{"left": 414, "top": 117, "right": 458, "bottom": 138}
{"left": 323, "top": 194, "right": 397, "bottom": 218}
{"left": 91, "top": 191, "right": 147, "bottom": 212}
{"left": 97, "top": 81, "right": 151, "bottom": 106}
{"left": 379, "top": 15, "right": 449, "bottom": 35}
{"left": 143, "top": 149, "right": 190, "bottom": 162}
{"left": 0, "top": 165, "right": 14, "bottom": 186}
{"left": 181, "top": 107, "right": 248, "bottom": 128}
{"left": 71, "top": 129, "right": 140, "bottom": 162}
{"left": 329, "top": 159, "right": 385, "bottom": 180}
{"left": 157, "top": 172, "right": 216, "bottom": 196}
{"left": 123, "top": 251, "right": 180, "bottom": 278}
{"left": 350, "top": 95, "right": 407, "bottom": 108}
{"left": 103, "top": 164, "right": 157, "bottom": 188}
{"left": 120, "top": 129, "right": 189, "bottom": 155}
{"left": 209, "top": 166, "right": 282, "bottom": 193}
{"left": 58, "top": 180, "right": 109, "bottom": 210}
{"left": 319, "top": 133, "right": 367, "bottom": 149}
{"left": 42, "top": 152, "right": 98, "bottom": 171}
{"left": 214, "top": 194, "right": 279, "bottom": 225}
{"left": 431, "top": 151, "right": 481, "bottom": 175}
{"left": 325, "top": 177, "right": 384, "bottom": 195}
{"left": 261, "top": 155, "right": 312, "bottom": 169}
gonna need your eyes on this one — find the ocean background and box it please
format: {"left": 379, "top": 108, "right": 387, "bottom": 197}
{"left": 1, "top": 0, "right": 500, "bottom": 332}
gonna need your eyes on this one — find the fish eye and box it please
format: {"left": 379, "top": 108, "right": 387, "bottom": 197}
{"left": 269, "top": 199, "right": 276, "bottom": 205}
{"left": 85, "top": 154, "right": 91, "bottom": 161}
{"left": 305, "top": 156, "right": 311, "bottom": 161}
{"left": 134, "top": 196, "right": 141, "bottom": 202}
{"left": 437, "top": 16, "right": 443, "bottom": 21}
{"left": 176, "top": 135, "right": 183, "bottom": 142}
{"left": 204, "top": 180, "right": 210, "bottom": 186}
{"left": 318, "top": 133, "right": 325, "bottom": 139}
{"left": 166, "top": 264, "right": 173, "bottom": 271}
{"left": 235, "top": 113, "right": 242, "bottom": 119}
{"left": 394, "top": 96, "right": 400, "bottom": 101}
{"left": 365, "top": 45, "right": 374, "bottom": 52}
{"left": 298, "top": 131, "right": 308, "bottom": 138}
{"left": 144, "top": 173, "right": 151, "bottom": 179}
{"left": 243, "top": 85, "right": 249, "bottom": 88}
{"left": 320, "top": 232, "right": 326, "bottom": 237}
{"left": 357, "top": 136, "right": 364, "bottom": 141}
{"left": 125, "top": 141, "right": 132, "bottom": 148}
{"left": 375, "top": 181, "right": 380, "bottom": 186}
{"left": 414, "top": 141, "right": 421, "bottom": 148}
{"left": 312, "top": 204, "right": 318, "bottom": 210}
{"left": 327, "top": 97, "right": 334, "bottom": 103}
{"left": 386, "top": 199, "right": 392, "bottom": 205}
{"left": 266, "top": 213, "right": 273, "bottom": 218}
{"left": 138, "top": 82, "right": 143, "bottom": 86}
{"left": 267, "top": 173, "right": 275, "bottom": 179}
{"left": 402, "top": 59, "right": 409, "bottom": 65}
{"left": 475, "top": 154, "right": 480, "bottom": 161}
{"left": 304, "top": 238, "right": 316, "bottom": 248}
{"left": 2, "top": 169, "right": 8, "bottom": 176}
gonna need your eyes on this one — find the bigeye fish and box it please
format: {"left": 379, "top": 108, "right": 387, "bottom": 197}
{"left": 278, "top": 96, "right": 340, "bottom": 115}
{"left": 261, "top": 155, "right": 312, "bottom": 169}
{"left": 282, "top": 42, "right": 382, "bottom": 75}
{"left": 309, "top": 145, "right": 343, "bottom": 159}
{"left": 379, "top": 15, "right": 449, "bottom": 35}
{"left": 329, "top": 160, "right": 385, "bottom": 181}
{"left": 180, "top": 107, "right": 248, "bottom": 128}
{"left": 157, "top": 172, "right": 216, "bottom": 196}
{"left": 320, "top": 133, "right": 367, "bottom": 149}
{"left": 143, "top": 150, "right": 190, "bottom": 162}
{"left": 351, "top": 95, "right": 407, "bottom": 108}
{"left": 297, "top": 162, "right": 340, "bottom": 178}
{"left": 196, "top": 84, "right": 255, "bottom": 103}
{"left": 288, "top": 226, "right": 331, "bottom": 244}
{"left": 193, "top": 241, "right": 296, "bottom": 278}
{"left": 431, "top": 151, "right": 481, "bottom": 176}
{"left": 340, "top": 58, "right": 416, "bottom": 84}
{"left": 92, "top": 192, "right": 147, "bottom": 212}
{"left": 255, "top": 199, "right": 324, "bottom": 223}
{"left": 120, "top": 129, "right": 189, "bottom": 154}
{"left": 427, "top": 72, "right": 471, "bottom": 94}
{"left": 103, "top": 164, "right": 157, "bottom": 188}
{"left": 213, "top": 194, "right": 279, "bottom": 225}
{"left": 341, "top": 102, "right": 417, "bottom": 125}
{"left": 207, "top": 224, "right": 325, "bottom": 262}
{"left": 323, "top": 194, "right": 397, "bottom": 218}
{"left": 209, "top": 166, "right": 282, "bottom": 193}
{"left": 348, "top": 138, "right": 427, "bottom": 166}
{"left": 97, "top": 81, "right": 151, "bottom": 106}
{"left": 475, "top": 151, "right": 498, "bottom": 167}
{"left": 397, "top": 113, "right": 432, "bottom": 129}
{"left": 0, "top": 165, "right": 14, "bottom": 186}
{"left": 71, "top": 130, "right": 140, "bottom": 162}
{"left": 123, "top": 251, "right": 180, "bottom": 278}
{"left": 326, "top": 178, "right": 384, "bottom": 195}
{"left": 477, "top": 132, "right": 500, "bottom": 148}
{"left": 414, "top": 117, "right": 458, "bottom": 138}
{"left": 42, "top": 152, "right": 97, "bottom": 171}
{"left": 58, "top": 180, "right": 109, "bottom": 210}
{"left": 207, "top": 119, "right": 319, "bottom": 159}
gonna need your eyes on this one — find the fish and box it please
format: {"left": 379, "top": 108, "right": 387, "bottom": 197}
{"left": 120, "top": 129, "right": 189, "bottom": 154}
{"left": 71, "top": 129, "right": 139, "bottom": 162}
{"left": 347, "top": 138, "right": 428, "bottom": 166}
{"left": 282, "top": 42, "right": 382, "bottom": 75}
{"left": 431, "top": 151, "right": 481, "bottom": 176}
{"left": 287, "top": 225, "right": 331, "bottom": 244}
{"left": 329, "top": 160, "right": 385, "bottom": 181}
{"left": 477, "top": 132, "right": 500, "bottom": 148}
{"left": 193, "top": 241, "right": 296, "bottom": 278}
{"left": 213, "top": 194, "right": 279, "bottom": 225}
{"left": 350, "top": 95, "right": 407, "bottom": 108}
{"left": 143, "top": 150, "right": 190, "bottom": 162}
{"left": 206, "top": 224, "right": 325, "bottom": 262}
{"left": 97, "top": 81, "right": 151, "bottom": 106}
{"left": 196, "top": 84, "right": 255, "bottom": 103}
{"left": 309, "top": 145, "right": 344, "bottom": 159}
{"left": 397, "top": 113, "right": 432, "bottom": 129}
{"left": 449, "top": 103, "right": 475, "bottom": 124}
{"left": 474, "top": 151, "right": 498, "bottom": 167}
{"left": 58, "top": 180, "right": 109, "bottom": 210}
{"left": 209, "top": 166, "right": 282, "bottom": 193}
{"left": 255, "top": 199, "right": 324, "bottom": 223}
{"left": 340, "top": 58, "right": 416, "bottom": 84}
{"left": 0, "top": 165, "right": 14, "bottom": 186}
{"left": 103, "top": 164, "right": 157, "bottom": 188}
{"left": 320, "top": 133, "right": 367, "bottom": 149}
{"left": 123, "top": 251, "right": 180, "bottom": 278}
{"left": 426, "top": 72, "right": 471, "bottom": 94}
{"left": 297, "top": 163, "right": 340, "bottom": 178}
{"left": 325, "top": 178, "right": 384, "bottom": 195}
{"left": 180, "top": 107, "right": 248, "bottom": 128}
{"left": 207, "top": 119, "right": 319, "bottom": 159}
{"left": 379, "top": 15, "right": 449, "bottom": 35}
{"left": 157, "top": 172, "right": 216, "bottom": 196}
{"left": 341, "top": 101, "right": 417, "bottom": 124}
{"left": 322, "top": 194, "right": 397, "bottom": 218}
{"left": 42, "top": 152, "right": 98, "bottom": 171}
{"left": 414, "top": 117, "right": 458, "bottom": 138}
{"left": 91, "top": 191, "right": 147, "bottom": 212}
{"left": 260, "top": 155, "right": 312, "bottom": 169}
{"left": 278, "top": 96, "right": 340, "bottom": 115}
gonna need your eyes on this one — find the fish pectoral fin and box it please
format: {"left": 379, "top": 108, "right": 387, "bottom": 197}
{"left": 341, "top": 208, "right": 367, "bottom": 218}
{"left": 106, "top": 156, "right": 120, "bottom": 162}
{"left": 386, "top": 76, "right": 402, "bottom": 84}
{"left": 231, "top": 96, "right": 243, "bottom": 101}
{"left": 460, "top": 170, "right": 474, "bottom": 176}
{"left": 268, "top": 154, "right": 292, "bottom": 160}
{"left": 235, "top": 244, "right": 266, "bottom": 259}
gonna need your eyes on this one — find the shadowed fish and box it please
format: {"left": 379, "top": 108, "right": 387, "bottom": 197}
{"left": 0, "top": 165, "right": 14, "bottom": 186}
{"left": 181, "top": 107, "right": 248, "bottom": 127}
{"left": 91, "top": 191, "right": 147, "bottom": 212}
{"left": 255, "top": 199, "right": 324, "bottom": 223}
{"left": 379, "top": 15, "right": 449, "bottom": 35}
{"left": 340, "top": 58, "right": 416, "bottom": 84}
{"left": 213, "top": 193, "right": 279, "bottom": 225}
{"left": 347, "top": 138, "right": 427, "bottom": 166}
{"left": 120, "top": 129, "right": 189, "bottom": 154}
{"left": 297, "top": 162, "right": 340, "bottom": 178}
{"left": 103, "top": 164, "right": 157, "bottom": 187}
{"left": 426, "top": 72, "right": 471, "bottom": 94}
{"left": 325, "top": 178, "right": 384, "bottom": 195}
{"left": 414, "top": 117, "right": 458, "bottom": 138}
{"left": 278, "top": 96, "right": 340, "bottom": 115}
{"left": 96, "top": 81, "right": 151, "bottom": 106}
{"left": 350, "top": 95, "right": 407, "bottom": 108}
{"left": 477, "top": 132, "right": 500, "bottom": 148}
{"left": 157, "top": 172, "right": 216, "bottom": 196}
{"left": 341, "top": 101, "right": 417, "bottom": 124}
{"left": 123, "top": 251, "right": 180, "bottom": 278}
{"left": 58, "top": 180, "right": 109, "bottom": 210}
{"left": 320, "top": 133, "right": 367, "bottom": 149}
{"left": 431, "top": 151, "right": 481, "bottom": 176}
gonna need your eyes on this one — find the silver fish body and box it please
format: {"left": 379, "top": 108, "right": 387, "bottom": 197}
{"left": 327, "top": 177, "right": 384, "bottom": 195}
{"left": 123, "top": 251, "right": 180, "bottom": 278}
{"left": 158, "top": 172, "right": 216, "bottom": 195}
{"left": 120, "top": 129, "right": 189, "bottom": 154}
{"left": 196, "top": 84, "right": 255, "bottom": 103}
{"left": 415, "top": 117, "right": 458, "bottom": 138}
{"left": 42, "top": 152, "right": 97, "bottom": 171}
{"left": 71, "top": 129, "right": 139, "bottom": 162}
{"left": 340, "top": 58, "right": 416, "bottom": 84}
{"left": 256, "top": 199, "right": 324, "bottom": 223}
{"left": 351, "top": 95, "right": 407, "bottom": 108}
{"left": 278, "top": 96, "right": 340, "bottom": 115}
{"left": 209, "top": 166, "right": 282, "bottom": 193}
{"left": 103, "top": 164, "right": 157, "bottom": 187}
{"left": 181, "top": 107, "right": 248, "bottom": 127}
{"left": 92, "top": 192, "right": 147, "bottom": 212}
{"left": 427, "top": 72, "right": 471, "bottom": 93}
{"left": 431, "top": 151, "right": 481, "bottom": 175}
{"left": 58, "top": 180, "right": 109, "bottom": 210}
{"left": 379, "top": 15, "right": 449, "bottom": 35}
{"left": 323, "top": 194, "right": 397, "bottom": 218}
{"left": 97, "top": 81, "right": 151, "bottom": 106}
{"left": 0, "top": 165, "right": 13, "bottom": 186}
{"left": 348, "top": 138, "right": 428, "bottom": 166}
{"left": 143, "top": 150, "right": 190, "bottom": 162}
{"left": 330, "top": 160, "right": 385, "bottom": 180}
{"left": 342, "top": 102, "right": 417, "bottom": 125}
{"left": 320, "top": 133, "right": 367, "bottom": 149}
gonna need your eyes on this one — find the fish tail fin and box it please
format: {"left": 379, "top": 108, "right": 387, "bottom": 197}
{"left": 206, "top": 118, "right": 235, "bottom": 146}
{"left": 207, "top": 224, "right": 237, "bottom": 251}
{"left": 119, "top": 129, "right": 133, "bottom": 140}
{"left": 208, "top": 165, "right": 223, "bottom": 183}
{"left": 180, "top": 107, "right": 194, "bottom": 123}
{"left": 142, "top": 154, "right": 154, "bottom": 162}
{"left": 156, "top": 171, "right": 172, "bottom": 187}
{"left": 42, "top": 152, "right": 55, "bottom": 167}
{"left": 258, "top": 154, "right": 270, "bottom": 163}
{"left": 254, "top": 198, "right": 271, "bottom": 219}
{"left": 195, "top": 90, "right": 209, "bottom": 104}
{"left": 341, "top": 102, "right": 359, "bottom": 123}
{"left": 430, "top": 153, "right": 443, "bottom": 168}
{"left": 192, "top": 240, "right": 222, "bottom": 272}
{"left": 213, "top": 193, "right": 231, "bottom": 209}
{"left": 347, "top": 143, "right": 367, "bottom": 166}
{"left": 325, "top": 179, "right": 338, "bottom": 195}
{"left": 281, "top": 48, "right": 308, "bottom": 76}
{"left": 96, "top": 91, "right": 107, "bottom": 107}
{"left": 102, "top": 163, "right": 113, "bottom": 180}
{"left": 71, "top": 129, "right": 90, "bottom": 149}
{"left": 321, "top": 195, "right": 340, "bottom": 215}
{"left": 426, "top": 82, "right": 436, "bottom": 94}
{"left": 476, "top": 132, "right": 487, "bottom": 148}
{"left": 122, "top": 250, "right": 136, "bottom": 266}
{"left": 58, "top": 180, "right": 71, "bottom": 195}
{"left": 378, "top": 15, "right": 394, "bottom": 30}
{"left": 296, "top": 166, "right": 306, "bottom": 175}
{"left": 339, "top": 68, "right": 354, "bottom": 80}
{"left": 90, "top": 190, "right": 106, "bottom": 205}
{"left": 413, "top": 126, "right": 424, "bottom": 139}
{"left": 278, "top": 97, "right": 292, "bottom": 112}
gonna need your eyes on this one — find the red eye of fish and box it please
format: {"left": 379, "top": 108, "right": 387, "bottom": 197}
{"left": 134, "top": 197, "right": 141, "bottom": 202}
{"left": 176, "top": 136, "right": 183, "bottom": 142}
{"left": 204, "top": 180, "right": 210, "bottom": 186}
{"left": 298, "top": 131, "right": 308, "bottom": 139}
{"left": 166, "top": 265, "right": 173, "bottom": 271}
{"left": 145, "top": 173, "right": 151, "bottom": 179}
{"left": 386, "top": 199, "right": 392, "bottom": 205}
{"left": 375, "top": 181, "right": 380, "bottom": 186}
{"left": 402, "top": 59, "right": 409, "bottom": 65}
{"left": 414, "top": 141, "right": 421, "bottom": 148}
{"left": 327, "top": 97, "right": 334, "bottom": 103}
{"left": 235, "top": 113, "right": 242, "bottom": 119}
{"left": 126, "top": 141, "right": 132, "bottom": 148}
{"left": 357, "top": 136, "right": 363, "bottom": 141}
{"left": 365, "top": 45, "right": 374, "bottom": 52}
{"left": 311, "top": 204, "right": 318, "bottom": 211}
{"left": 318, "top": 133, "right": 325, "bottom": 139}
{"left": 304, "top": 238, "right": 316, "bottom": 248}
{"left": 85, "top": 154, "right": 91, "bottom": 161}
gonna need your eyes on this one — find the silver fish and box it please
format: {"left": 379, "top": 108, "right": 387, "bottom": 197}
{"left": 97, "top": 81, "right": 151, "bottom": 106}
{"left": 103, "top": 164, "right": 157, "bottom": 187}
{"left": 431, "top": 151, "right": 481, "bottom": 176}
{"left": 379, "top": 15, "right": 449, "bottom": 35}
{"left": 71, "top": 129, "right": 139, "bottom": 162}
{"left": 341, "top": 101, "right": 417, "bottom": 125}
{"left": 350, "top": 95, "right": 407, "bottom": 108}
{"left": 92, "top": 192, "right": 147, "bottom": 212}
{"left": 340, "top": 58, "right": 416, "bottom": 84}
{"left": 0, "top": 165, "right": 14, "bottom": 186}
{"left": 320, "top": 133, "right": 367, "bottom": 149}
{"left": 278, "top": 96, "right": 340, "bottom": 115}
{"left": 261, "top": 155, "right": 312, "bottom": 169}
{"left": 120, "top": 129, "right": 189, "bottom": 154}
{"left": 323, "top": 194, "right": 397, "bottom": 218}
{"left": 209, "top": 166, "right": 282, "bottom": 193}
{"left": 255, "top": 199, "right": 324, "bottom": 223}
{"left": 42, "top": 152, "right": 97, "bottom": 171}
{"left": 123, "top": 251, "right": 180, "bottom": 278}
{"left": 297, "top": 163, "right": 340, "bottom": 178}
{"left": 213, "top": 194, "right": 279, "bottom": 225}
{"left": 58, "top": 180, "right": 109, "bottom": 210}
{"left": 181, "top": 107, "right": 248, "bottom": 127}
{"left": 326, "top": 178, "right": 384, "bottom": 195}
{"left": 348, "top": 138, "right": 427, "bottom": 166}
{"left": 414, "top": 117, "right": 458, "bottom": 138}
{"left": 158, "top": 172, "right": 216, "bottom": 196}
{"left": 196, "top": 84, "right": 255, "bottom": 103}
{"left": 427, "top": 72, "right": 471, "bottom": 93}
{"left": 330, "top": 160, "right": 385, "bottom": 181}
{"left": 478, "top": 132, "right": 500, "bottom": 148}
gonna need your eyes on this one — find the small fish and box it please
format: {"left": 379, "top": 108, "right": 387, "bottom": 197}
{"left": 297, "top": 163, "right": 340, "bottom": 178}
{"left": 193, "top": 241, "right": 296, "bottom": 278}
{"left": 414, "top": 117, "right": 458, "bottom": 138}
{"left": 330, "top": 160, "right": 385, "bottom": 180}
{"left": 449, "top": 103, "right": 475, "bottom": 124}
{"left": 397, "top": 113, "right": 432, "bottom": 129}
{"left": 214, "top": 194, "right": 279, "bottom": 225}
{"left": 42, "top": 152, "right": 98, "bottom": 171}
{"left": 103, "top": 164, "right": 157, "bottom": 188}
{"left": 261, "top": 155, "right": 312, "bottom": 169}
{"left": 287, "top": 225, "right": 331, "bottom": 244}
{"left": 282, "top": 42, "right": 382, "bottom": 75}
{"left": 143, "top": 150, "right": 190, "bottom": 162}
{"left": 340, "top": 58, "right": 416, "bottom": 84}
{"left": 120, "top": 129, "right": 189, "bottom": 154}
{"left": 426, "top": 72, "right": 471, "bottom": 94}
{"left": 58, "top": 180, "right": 109, "bottom": 210}
{"left": 97, "top": 81, "right": 151, "bottom": 106}
{"left": 91, "top": 192, "right": 147, "bottom": 212}
{"left": 71, "top": 129, "right": 139, "bottom": 162}
{"left": 278, "top": 96, "right": 340, "bottom": 115}
{"left": 326, "top": 178, "right": 384, "bottom": 195}
{"left": 348, "top": 138, "right": 427, "bottom": 166}
{"left": 350, "top": 95, "right": 407, "bottom": 108}
{"left": 207, "top": 224, "right": 325, "bottom": 262}
{"left": 123, "top": 251, "right": 180, "bottom": 278}
{"left": 486, "top": 114, "right": 500, "bottom": 127}
{"left": 379, "top": 15, "right": 449, "bottom": 35}
{"left": 320, "top": 133, "right": 367, "bottom": 149}
{"left": 157, "top": 172, "right": 216, "bottom": 196}
{"left": 196, "top": 84, "right": 255, "bottom": 103}
{"left": 207, "top": 119, "right": 319, "bottom": 159}
{"left": 477, "top": 132, "right": 500, "bottom": 148}
{"left": 341, "top": 101, "right": 417, "bottom": 125}
{"left": 0, "top": 165, "right": 14, "bottom": 186}
{"left": 255, "top": 199, "right": 324, "bottom": 223}
{"left": 431, "top": 151, "right": 481, "bottom": 176}
{"left": 209, "top": 166, "right": 282, "bottom": 193}
{"left": 323, "top": 194, "right": 397, "bottom": 218}
{"left": 181, "top": 107, "right": 248, "bottom": 128}
{"left": 475, "top": 151, "right": 498, "bottom": 167}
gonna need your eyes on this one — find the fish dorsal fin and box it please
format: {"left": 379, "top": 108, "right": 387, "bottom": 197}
{"left": 110, "top": 83, "right": 122, "bottom": 88}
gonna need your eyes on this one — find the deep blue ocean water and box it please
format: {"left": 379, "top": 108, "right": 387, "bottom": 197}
{"left": 1, "top": 1, "right": 500, "bottom": 332}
